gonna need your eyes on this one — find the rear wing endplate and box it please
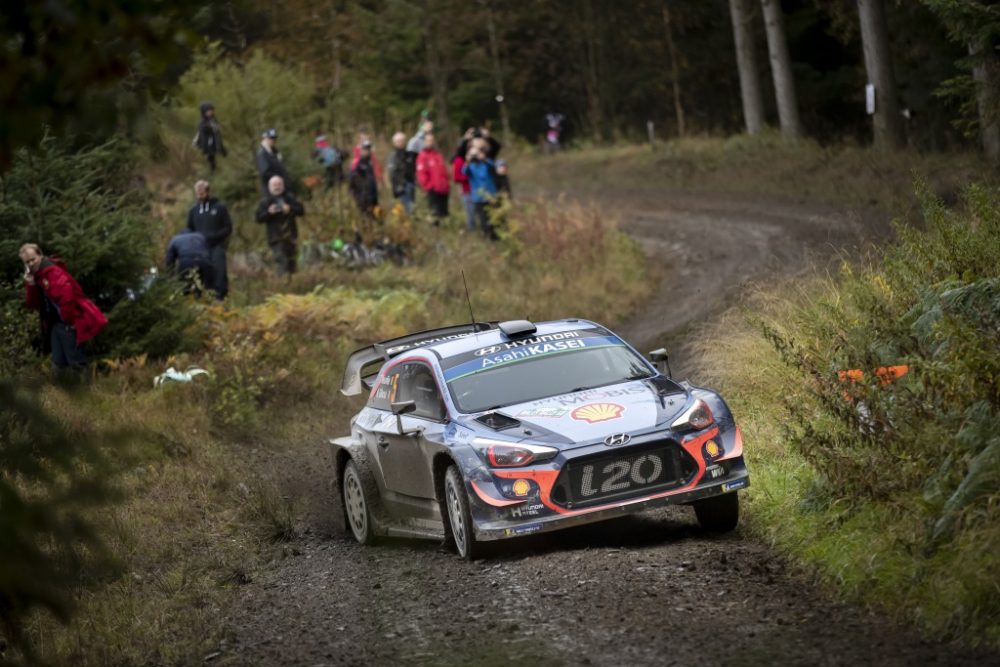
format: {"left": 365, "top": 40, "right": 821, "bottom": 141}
{"left": 340, "top": 322, "right": 496, "bottom": 396}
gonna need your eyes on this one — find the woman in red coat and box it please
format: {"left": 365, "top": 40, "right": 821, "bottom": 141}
{"left": 20, "top": 243, "right": 107, "bottom": 371}
{"left": 415, "top": 133, "right": 450, "bottom": 220}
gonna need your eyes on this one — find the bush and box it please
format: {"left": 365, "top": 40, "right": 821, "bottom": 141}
{"left": 0, "top": 135, "right": 198, "bottom": 369}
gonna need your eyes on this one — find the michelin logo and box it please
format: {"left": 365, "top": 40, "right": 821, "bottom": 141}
{"left": 474, "top": 331, "right": 582, "bottom": 357}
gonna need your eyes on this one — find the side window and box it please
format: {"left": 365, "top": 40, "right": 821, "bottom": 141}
{"left": 396, "top": 363, "right": 447, "bottom": 421}
{"left": 369, "top": 368, "right": 402, "bottom": 411}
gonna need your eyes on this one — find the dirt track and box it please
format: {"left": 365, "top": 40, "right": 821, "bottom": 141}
{"left": 218, "top": 192, "right": 994, "bottom": 666}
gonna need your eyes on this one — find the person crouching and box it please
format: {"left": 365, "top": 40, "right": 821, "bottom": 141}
{"left": 165, "top": 228, "right": 213, "bottom": 296}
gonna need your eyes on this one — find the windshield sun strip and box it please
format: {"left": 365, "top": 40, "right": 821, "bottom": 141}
{"left": 445, "top": 343, "right": 623, "bottom": 384}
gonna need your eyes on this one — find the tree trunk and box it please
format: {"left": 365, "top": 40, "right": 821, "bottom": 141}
{"left": 857, "top": 0, "right": 905, "bottom": 150}
{"left": 969, "top": 37, "right": 1000, "bottom": 162}
{"left": 662, "top": 4, "right": 686, "bottom": 137}
{"left": 582, "top": 0, "right": 604, "bottom": 141}
{"left": 760, "top": 0, "right": 802, "bottom": 141}
{"left": 485, "top": 1, "right": 511, "bottom": 143}
{"left": 729, "top": 0, "right": 766, "bottom": 134}
{"left": 423, "top": 1, "right": 450, "bottom": 143}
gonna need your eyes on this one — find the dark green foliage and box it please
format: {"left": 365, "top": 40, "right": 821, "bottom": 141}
{"left": 766, "top": 183, "right": 1000, "bottom": 539}
{"left": 0, "top": 135, "right": 198, "bottom": 368}
{"left": 0, "top": 381, "right": 120, "bottom": 663}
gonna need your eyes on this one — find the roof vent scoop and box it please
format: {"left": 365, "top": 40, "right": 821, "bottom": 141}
{"left": 498, "top": 320, "right": 537, "bottom": 339}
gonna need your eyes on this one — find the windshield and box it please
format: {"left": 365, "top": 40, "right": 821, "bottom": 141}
{"left": 444, "top": 335, "right": 653, "bottom": 413}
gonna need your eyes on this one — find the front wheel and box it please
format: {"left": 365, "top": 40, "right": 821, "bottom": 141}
{"left": 343, "top": 460, "right": 377, "bottom": 545}
{"left": 443, "top": 465, "right": 490, "bottom": 560}
{"left": 694, "top": 491, "right": 740, "bottom": 533}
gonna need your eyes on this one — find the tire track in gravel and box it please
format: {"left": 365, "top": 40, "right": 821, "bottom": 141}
{"left": 217, "top": 191, "right": 997, "bottom": 667}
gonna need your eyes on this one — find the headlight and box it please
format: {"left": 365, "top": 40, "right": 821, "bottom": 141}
{"left": 671, "top": 399, "right": 714, "bottom": 430}
{"left": 472, "top": 437, "right": 558, "bottom": 467}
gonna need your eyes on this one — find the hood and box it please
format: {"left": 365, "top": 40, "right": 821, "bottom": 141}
{"left": 199, "top": 102, "right": 214, "bottom": 117}
{"left": 461, "top": 378, "right": 690, "bottom": 448}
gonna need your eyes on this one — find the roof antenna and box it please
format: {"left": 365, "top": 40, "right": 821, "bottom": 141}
{"left": 461, "top": 269, "right": 477, "bottom": 327}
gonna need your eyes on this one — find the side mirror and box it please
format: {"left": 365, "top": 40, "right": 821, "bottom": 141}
{"left": 390, "top": 400, "right": 418, "bottom": 435}
{"left": 649, "top": 348, "right": 672, "bottom": 378}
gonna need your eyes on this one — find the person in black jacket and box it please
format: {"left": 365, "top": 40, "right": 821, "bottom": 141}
{"left": 386, "top": 132, "right": 416, "bottom": 213}
{"left": 255, "top": 175, "right": 305, "bottom": 275}
{"left": 192, "top": 102, "right": 226, "bottom": 172}
{"left": 165, "top": 229, "right": 212, "bottom": 296}
{"left": 255, "top": 128, "right": 293, "bottom": 195}
{"left": 349, "top": 140, "right": 379, "bottom": 218}
{"left": 186, "top": 180, "right": 233, "bottom": 300}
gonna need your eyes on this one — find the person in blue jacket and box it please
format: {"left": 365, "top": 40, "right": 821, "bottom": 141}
{"left": 165, "top": 229, "right": 213, "bottom": 296}
{"left": 461, "top": 140, "right": 498, "bottom": 239}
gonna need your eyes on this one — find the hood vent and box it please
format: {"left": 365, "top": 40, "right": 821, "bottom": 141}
{"left": 475, "top": 412, "right": 521, "bottom": 431}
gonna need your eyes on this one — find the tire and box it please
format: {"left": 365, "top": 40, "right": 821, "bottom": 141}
{"left": 694, "top": 491, "right": 740, "bottom": 533}
{"left": 343, "top": 459, "right": 377, "bottom": 545}
{"left": 443, "top": 465, "right": 490, "bottom": 560}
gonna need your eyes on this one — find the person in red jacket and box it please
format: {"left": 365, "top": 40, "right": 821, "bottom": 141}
{"left": 19, "top": 243, "right": 107, "bottom": 372}
{"left": 415, "top": 133, "right": 450, "bottom": 220}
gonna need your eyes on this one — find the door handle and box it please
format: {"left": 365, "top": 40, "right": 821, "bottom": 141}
{"left": 377, "top": 435, "right": 389, "bottom": 448}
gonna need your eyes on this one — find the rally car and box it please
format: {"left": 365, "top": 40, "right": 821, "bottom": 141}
{"left": 330, "top": 319, "right": 748, "bottom": 559}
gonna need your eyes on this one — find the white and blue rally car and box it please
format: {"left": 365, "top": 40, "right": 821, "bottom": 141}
{"left": 331, "top": 319, "right": 749, "bottom": 559}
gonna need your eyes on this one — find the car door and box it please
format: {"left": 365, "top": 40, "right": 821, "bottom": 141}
{"left": 374, "top": 361, "right": 446, "bottom": 500}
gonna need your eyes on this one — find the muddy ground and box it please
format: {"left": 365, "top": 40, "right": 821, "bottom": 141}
{"left": 218, "top": 191, "right": 995, "bottom": 666}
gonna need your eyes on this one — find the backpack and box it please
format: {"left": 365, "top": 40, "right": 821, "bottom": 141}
{"left": 317, "top": 145, "right": 341, "bottom": 168}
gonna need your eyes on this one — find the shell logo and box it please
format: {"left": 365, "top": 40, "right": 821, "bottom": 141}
{"left": 705, "top": 440, "right": 721, "bottom": 458}
{"left": 571, "top": 403, "right": 625, "bottom": 424}
{"left": 512, "top": 479, "right": 531, "bottom": 497}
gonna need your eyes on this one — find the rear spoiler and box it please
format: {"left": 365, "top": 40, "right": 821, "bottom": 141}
{"left": 340, "top": 322, "right": 496, "bottom": 396}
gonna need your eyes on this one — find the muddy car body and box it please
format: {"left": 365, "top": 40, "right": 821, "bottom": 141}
{"left": 330, "top": 318, "right": 749, "bottom": 558}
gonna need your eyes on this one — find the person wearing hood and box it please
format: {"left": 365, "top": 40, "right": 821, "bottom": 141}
{"left": 255, "top": 128, "right": 293, "bottom": 194}
{"left": 19, "top": 243, "right": 107, "bottom": 374}
{"left": 192, "top": 102, "right": 226, "bottom": 172}
{"left": 185, "top": 180, "right": 233, "bottom": 299}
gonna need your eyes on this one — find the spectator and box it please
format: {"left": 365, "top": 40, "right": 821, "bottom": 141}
{"left": 407, "top": 119, "right": 434, "bottom": 154}
{"left": 350, "top": 133, "right": 383, "bottom": 181}
{"left": 477, "top": 126, "right": 502, "bottom": 159}
{"left": 255, "top": 128, "right": 293, "bottom": 194}
{"left": 494, "top": 159, "right": 512, "bottom": 199}
{"left": 313, "top": 134, "right": 344, "bottom": 189}
{"left": 185, "top": 180, "right": 232, "bottom": 300}
{"left": 192, "top": 102, "right": 226, "bottom": 172}
{"left": 415, "top": 133, "right": 450, "bottom": 220}
{"left": 452, "top": 138, "right": 474, "bottom": 231}
{"left": 19, "top": 243, "right": 107, "bottom": 374}
{"left": 165, "top": 228, "right": 213, "bottom": 297}
{"left": 349, "top": 140, "right": 379, "bottom": 218}
{"left": 544, "top": 112, "right": 566, "bottom": 153}
{"left": 461, "top": 141, "right": 498, "bottom": 238}
{"left": 255, "top": 175, "right": 305, "bottom": 275}
{"left": 386, "top": 132, "right": 416, "bottom": 214}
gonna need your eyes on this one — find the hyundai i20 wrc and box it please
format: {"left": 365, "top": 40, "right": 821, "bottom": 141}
{"left": 330, "top": 319, "right": 749, "bottom": 559}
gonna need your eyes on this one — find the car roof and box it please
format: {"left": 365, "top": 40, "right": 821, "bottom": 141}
{"left": 427, "top": 318, "right": 606, "bottom": 361}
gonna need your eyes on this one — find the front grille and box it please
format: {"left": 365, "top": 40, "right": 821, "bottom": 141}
{"left": 550, "top": 440, "right": 696, "bottom": 509}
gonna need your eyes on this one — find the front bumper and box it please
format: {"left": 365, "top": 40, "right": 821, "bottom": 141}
{"left": 472, "top": 464, "right": 749, "bottom": 541}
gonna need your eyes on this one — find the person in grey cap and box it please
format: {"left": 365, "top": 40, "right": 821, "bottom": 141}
{"left": 255, "top": 128, "right": 293, "bottom": 194}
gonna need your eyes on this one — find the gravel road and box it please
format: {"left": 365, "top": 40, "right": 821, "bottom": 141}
{"left": 218, "top": 192, "right": 995, "bottom": 666}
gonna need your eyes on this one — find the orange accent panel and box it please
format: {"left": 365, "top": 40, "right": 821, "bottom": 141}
{"left": 718, "top": 424, "right": 743, "bottom": 461}
{"left": 470, "top": 480, "right": 524, "bottom": 507}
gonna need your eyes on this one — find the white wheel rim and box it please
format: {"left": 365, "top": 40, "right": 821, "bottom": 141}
{"left": 344, "top": 468, "right": 367, "bottom": 540}
{"left": 446, "top": 475, "right": 468, "bottom": 555}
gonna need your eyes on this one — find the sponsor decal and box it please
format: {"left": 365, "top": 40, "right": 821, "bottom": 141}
{"left": 443, "top": 334, "right": 625, "bottom": 382}
{"left": 361, "top": 411, "right": 381, "bottom": 428}
{"left": 511, "top": 479, "right": 531, "bottom": 497}
{"left": 722, "top": 479, "right": 747, "bottom": 492}
{"left": 372, "top": 373, "right": 400, "bottom": 403}
{"left": 510, "top": 503, "right": 545, "bottom": 519}
{"left": 604, "top": 433, "right": 631, "bottom": 447}
{"left": 517, "top": 407, "right": 569, "bottom": 419}
{"left": 385, "top": 331, "right": 476, "bottom": 355}
{"left": 474, "top": 330, "right": 582, "bottom": 357}
{"left": 479, "top": 339, "right": 587, "bottom": 368}
{"left": 536, "top": 384, "right": 648, "bottom": 408}
{"left": 705, "top": 440, "right": 721, "bottom": 458}
{"left": 571, "top": 403, "right": 625, "bottom": 424}
{"left": 504, "top": 523, "right": 542, "bottom": 537}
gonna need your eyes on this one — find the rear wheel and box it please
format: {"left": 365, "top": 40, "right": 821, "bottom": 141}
{"left": 694, "top": 491, "right": 740, "bottom": 533}
{"left": 443, "top": 465, "right": 490, "bottom": 560}
{"left": 343, "top": 460, "right": 377, "bottom": 545}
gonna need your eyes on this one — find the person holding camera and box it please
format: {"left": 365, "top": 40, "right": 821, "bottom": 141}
{"left": 255, "top": 175, "right": 305, "bottom": 275}
{"left": 461, "top": 139, "right": 498, "bottom": 238}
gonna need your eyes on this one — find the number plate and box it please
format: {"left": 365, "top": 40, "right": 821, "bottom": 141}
{"left": 559, "top": 443, "right": 690, "bottom": 508}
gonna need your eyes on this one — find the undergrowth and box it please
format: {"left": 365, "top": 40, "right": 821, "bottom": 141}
{"left": 689, "top": 182, "right": 1000, "bottom": 647}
